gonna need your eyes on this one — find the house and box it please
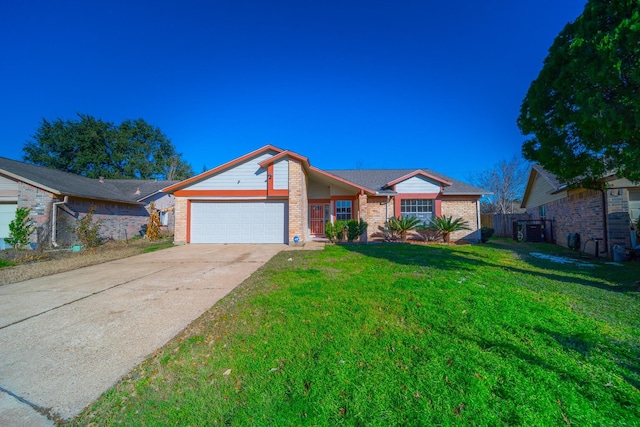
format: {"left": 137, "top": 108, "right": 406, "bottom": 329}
{"left": 520, "top": 164, "right": 640, "bottom": 257}
{"left": 162, "top": 146, "right": 488, "bottom": 245}
{"left": 0, "top": 157, "right": 178, "bottom": 249}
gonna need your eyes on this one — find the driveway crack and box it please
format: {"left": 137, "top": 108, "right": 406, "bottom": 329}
{"left": 0, "top": 265, "right": 174, "bottom": 331}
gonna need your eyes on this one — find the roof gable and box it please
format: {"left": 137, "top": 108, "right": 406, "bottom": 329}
{"left": 163, "top": 145, "right": 284, "bottom": 193}
{"left": 0, "top": 157, "right": 175, "bottom": 205}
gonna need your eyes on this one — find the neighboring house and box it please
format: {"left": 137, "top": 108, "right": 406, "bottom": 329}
{"left": 163, "top": 146, "right": 489, "bottom": 245}
{"left": 521, "top": 164, "right": 640, "bottom": 257}
{"left": 0, "top": 157, "right": 178, "bottom": 249}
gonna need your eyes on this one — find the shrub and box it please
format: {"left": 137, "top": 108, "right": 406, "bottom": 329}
{"left": 480, "top": 227, "right": 495, "bottom": 243}
{"left": 74, "top": 206, "right": 102, "bottom": 248}
{"left": 333, "top": 220, "right": 348, "bottom": 242}
{"left": 4, "top": 207, "right": 36, "bottom": 250}
{"left": 346, "top": 219, "right": 368, "bottom": 242}
{"left": 426, "top": 215, "right": 470, "bottom": 243}
{"left": 145, "top": 202, "right": 162, "bottom": 241}
{"left": 324, "top": 222, "right": 336, "bottom": 243}
{"left": 388, "top": 216, "right": 422, "bottom": 243}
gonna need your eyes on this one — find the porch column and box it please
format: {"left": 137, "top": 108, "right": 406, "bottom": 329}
{"left": 359, "top": 193, "right": 368, "bottom": 242}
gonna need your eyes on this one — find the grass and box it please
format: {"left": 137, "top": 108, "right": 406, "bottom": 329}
{"left": 0, "top": 259, "right": 15, "bottom": 268}
{"left": 0, "top": 238, "right": 174, "bottom": 286}
{"left": 70, "top": 240, "right": 640, "bottom": 426}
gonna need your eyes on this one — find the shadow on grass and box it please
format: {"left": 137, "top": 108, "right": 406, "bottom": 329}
{"left": 340, "top": 243, "right": 636, "bottom": 293}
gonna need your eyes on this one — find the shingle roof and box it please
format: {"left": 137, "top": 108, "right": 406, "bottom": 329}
{"left": 326, "top": 169, "right": 489, "bottom": 195}
{"left": 0, "top": 157, "right": 177, "bottom": 204}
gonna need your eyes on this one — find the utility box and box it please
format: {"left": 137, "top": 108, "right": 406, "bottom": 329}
{"left": 567, "top": 233, "right": 580, "bottom": 250}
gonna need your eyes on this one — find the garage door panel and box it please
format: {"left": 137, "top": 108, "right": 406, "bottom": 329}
{"left": 190, "top": 201, "right": 287, "bottom": 243}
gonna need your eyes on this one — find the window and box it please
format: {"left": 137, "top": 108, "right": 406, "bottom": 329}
{"left": 335, "top": 200, "right": 352, "bottom": 221}
{"left": 539, "top": 205, "right": 546, "bottom": 219}
{"left": 400, "top": 199, "right": 433, "bottom": 223}
{"left": 160, "top": 211, "right": 169, "bottom": 226}
{"left": 629, "top": 190, "right": 640, "bottom": 224}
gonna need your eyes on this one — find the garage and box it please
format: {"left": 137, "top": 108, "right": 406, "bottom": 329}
{"left": 0, "top": 203, "right": 18, "bottom": 248}
{"left": 190, "top": 201, "right": 288, "bottom": 243}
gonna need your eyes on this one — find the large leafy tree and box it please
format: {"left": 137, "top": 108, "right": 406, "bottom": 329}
{"left": 517, "top": 0, "right": 640, "bottom": 188}
{"left": 23, "top": 114, "right": 194, "bottom": 180}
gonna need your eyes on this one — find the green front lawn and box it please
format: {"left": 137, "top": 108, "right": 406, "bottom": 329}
{"left": 71, "top": 241, "right": 640, "bottom": 426}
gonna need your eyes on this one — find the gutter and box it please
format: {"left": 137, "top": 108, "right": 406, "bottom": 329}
{"left": 51, "top": 196, "right": 69, "bottom": 248}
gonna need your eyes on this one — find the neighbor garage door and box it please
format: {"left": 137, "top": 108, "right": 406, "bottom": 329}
{"left": 0, "top": 203, "right": 18, "bottom": 248}
{"left": 190, "top": 201, "right": 288, "bottom": 243}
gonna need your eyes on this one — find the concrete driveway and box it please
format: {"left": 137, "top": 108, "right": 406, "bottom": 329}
{"left": 0, "top": 244, "right": 284, "bottom": 425}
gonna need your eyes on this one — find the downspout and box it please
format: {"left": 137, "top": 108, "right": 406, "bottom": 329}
{"left": 51, "top": 196, "right": 68, "bottom": 248}
{"left": 601, "top": 189, "right": 609, "bottom": 257}
{"left": 476, "top": 199, "right": 481, "bottom": 242}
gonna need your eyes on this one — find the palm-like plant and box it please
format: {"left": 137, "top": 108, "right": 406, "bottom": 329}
{"left": 425, "top": 215, "right": 470, "bottom": 243}
{"left": 388, "top": 216, "right": 422, "bottom": 243}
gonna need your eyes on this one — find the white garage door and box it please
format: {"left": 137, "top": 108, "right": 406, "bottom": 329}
{"left": 0, "top": 203, "right": 18, "bottom": 248}
{"left": 190, "top": 201, "right": 288, "bottom": 243}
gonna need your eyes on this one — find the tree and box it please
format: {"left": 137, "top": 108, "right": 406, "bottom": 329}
{"left": 23, "top": 114, "right": 194, "bottom": 180}
{"left": 470, "top": 156, "right": 529, "bottom": 214}
{"left": 5, "top": 207, "right": 36, "bottom": 250}
{"left": 517, "top": 0, "right": 640, "bottom": 188}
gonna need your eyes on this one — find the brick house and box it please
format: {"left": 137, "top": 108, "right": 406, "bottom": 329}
{"left": 0, "top": 157, "right": 178, "bottom": 249}
{"left": 163, "top": 146, "right": 488, "bottom": 245}
{"left": 520, "top": 164, "right": 640, "bottom": 257}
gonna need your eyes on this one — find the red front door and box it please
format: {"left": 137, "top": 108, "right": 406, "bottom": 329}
{"left": 309, "top": 203, "right": 329, "bottom": 235}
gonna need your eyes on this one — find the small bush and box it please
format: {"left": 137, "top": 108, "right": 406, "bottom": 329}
{"left": 145, "top": 202, "right": 162, "bottom": 241}
{"left": 324, "top": 222, "right": 336, "bottom": 243}
{"left": 346, "top": 219, "right": 368, "bottom": 242}
{"left": 74, "top": 206, "right": 102, "bottom": 249}
{"left": 334, "top": 220, "right": 348, "bottom": 242}
{"left": 480, "top": 227, "right": 495, "bottom": 243}
{"left": 4, "top": 207, "right": 36, "bottom": 250}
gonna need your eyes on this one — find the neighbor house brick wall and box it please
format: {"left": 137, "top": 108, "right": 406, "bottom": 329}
{"left": 527, "top": 188, "right": 604, "bottom": 256}
{"left": 173, "top": 197, "right": 188, "bottom": 244}
{"left": 55, "top": 199, "right": 149, "bottom": 246}
{"left": 365, "top": 196, "right": 394, "bottom": 241}
{"left": 358, "top": 193, "right": 368, "bottom": 242}
{"left": 288, "top": 159, "right": 307, "bottom": 244}
{"left": 17, "top": 181, "right": 55, "bottom": 247}
{"left": 441, "top": 198, "right": 480, "bottom": 242}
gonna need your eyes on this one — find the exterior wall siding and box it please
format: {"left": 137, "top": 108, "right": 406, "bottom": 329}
{"left": 186, "top": 152, "right": 273, "bottom": 190}
{"left": 441, "top": 198, "right": 480, "bottom": 242}
{"left": 525, "top": 174, "right": 566, "bottom": 208}
{"left": 396, "top": 176, "right": 440, "bottom": 194}
{"left": 273, "top": 158, "right": 289, "bottom": 190}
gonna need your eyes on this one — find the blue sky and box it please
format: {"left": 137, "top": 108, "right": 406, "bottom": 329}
{"left": 1, "top": 0, "right": 587, "bottom": 182}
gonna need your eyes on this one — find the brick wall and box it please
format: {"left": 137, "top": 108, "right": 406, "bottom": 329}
{"left": 441, "top": 198, "right": 480, "bottom": 242}
{"left": 17, "top": 182, "right": 55, "bottom": 247}
{"left": 173, "top": 197, "right": 188, "bottom": 244}
{"left": 55, "top": 199, "right": 149, "bottom": 246}
{"left": 527, "top": 188, "right": 605, "bottom": 256}
{"left": 365, "top": 196, "right": 394, "bottom": 241}
{"left": 288, "top": 159, "right": 307, "bottom": 244}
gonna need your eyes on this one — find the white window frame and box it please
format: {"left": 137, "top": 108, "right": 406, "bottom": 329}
{"left": 400, "top": 199, "right": 434, "bottom": 224}
{"left": 335, "top": 200, "right": 352, "bottom": 221}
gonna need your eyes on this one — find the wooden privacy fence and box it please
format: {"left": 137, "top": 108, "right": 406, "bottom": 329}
{"left": 481, "top": 213, "right": 530, "bottom": 237}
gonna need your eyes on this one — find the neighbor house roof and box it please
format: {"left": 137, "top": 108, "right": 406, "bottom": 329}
{"left": 326, "top": 169, "right": 489, "bottom": 195}
{"left": 0, "top": 157, "right": 176, "bottom": 204}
